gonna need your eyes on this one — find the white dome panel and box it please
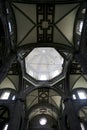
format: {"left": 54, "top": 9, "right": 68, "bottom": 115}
{"left": 25, "top": 48, "right": 64, "bottom": 81}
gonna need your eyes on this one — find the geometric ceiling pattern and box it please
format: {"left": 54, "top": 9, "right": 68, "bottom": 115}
{"left": 25, "top": 48, "right": 64, "bottom": 81}
{"left": 0, "top": 1, "right": 87, "bottom": 130}
{"left": 12, "top": 3, "right": 79, "bottom": 46}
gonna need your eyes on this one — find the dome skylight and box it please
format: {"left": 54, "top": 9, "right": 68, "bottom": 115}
{"left": 25, "top": 48, "right": 64, "bottom": 81}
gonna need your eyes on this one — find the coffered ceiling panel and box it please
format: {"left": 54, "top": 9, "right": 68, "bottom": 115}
{"left": 14, "top": 3, "right": 36, "bottom": 23}
{"left": 53, "top": 27, "right": 70, "bottom": 45}
{"left": 56, "top": 7, "right": 79, "bottom": 44}
{"left": 20, "top": 27, "right": 37, "bottom": 45}
{"left": 0, "top": 77, "right": 16, "bottom": 90}
{"left": 54, "top": 4, "right": 78, "bottom": 22}
{"left": 12, "top": 2, "right": 80, "bottom": 46}
{"left": 12, "top": 4, "right": 35, "bottom": 45}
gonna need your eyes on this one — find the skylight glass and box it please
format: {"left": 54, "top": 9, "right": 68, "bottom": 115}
{"left": 25, "top": 48, "right": 64, "bottom": 81}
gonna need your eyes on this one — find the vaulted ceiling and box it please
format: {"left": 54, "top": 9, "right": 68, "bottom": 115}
{"left": 0, "top": 0, "right": 87, "bottom": 130}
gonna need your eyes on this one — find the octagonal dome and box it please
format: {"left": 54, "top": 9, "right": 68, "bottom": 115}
{"left": 25, "top": 48, "right": 64, "bottom": 81}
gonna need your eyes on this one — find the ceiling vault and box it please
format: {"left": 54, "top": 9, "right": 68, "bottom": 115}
{"left": 0, "top": 0, "right": 87, "bottom": 130}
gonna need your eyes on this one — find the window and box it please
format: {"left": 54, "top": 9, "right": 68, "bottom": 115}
{"left": 39, "top": 117, "right": 47, "bottom": 125}
{"left": 72, "top": 94, "right": 77, "bottom": 100}
{"left": 78, "top": 91, "right": 87, "bottom": 100}
{"left": 0, "top": 92, "right": 10, "bottom": 100}
{"left": 76, "top": 20, "right": 84, "bottom": 36}
{"left": 3, "top": 124, "right": 8, "bottom": 130}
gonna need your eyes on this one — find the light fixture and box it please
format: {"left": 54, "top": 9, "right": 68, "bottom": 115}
{"left": 78, "top": 91, "right": 87, "bottom": 99}
{"left": 39, "top": 117, "right": 47, "bottom": 126}
{"left": 25, "top": 48, "right": 64, "bottom": 81}
{"left": 0, "top": 92, "right": 10, "bottom": 100}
